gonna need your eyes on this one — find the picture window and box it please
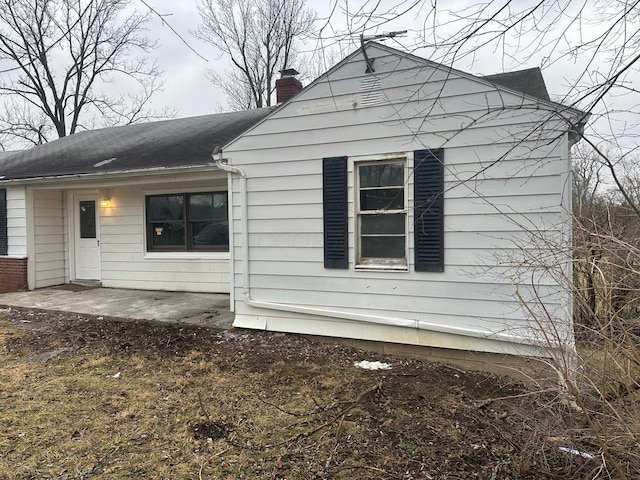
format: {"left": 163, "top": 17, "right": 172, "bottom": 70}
{"left": 146, "top": 192, "right": 228, "bottom": 251}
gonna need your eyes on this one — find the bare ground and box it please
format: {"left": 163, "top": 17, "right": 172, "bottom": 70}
{"left": 0, "top": 307, "right": 610, "bottom": 479}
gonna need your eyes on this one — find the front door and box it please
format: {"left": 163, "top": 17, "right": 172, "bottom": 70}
{"left": 74, "top": 196, "right": 101, "bottom": 280}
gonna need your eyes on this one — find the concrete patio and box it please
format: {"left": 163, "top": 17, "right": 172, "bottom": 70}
{"left": 0, "top": 284, "right": 234, "bottom": 329}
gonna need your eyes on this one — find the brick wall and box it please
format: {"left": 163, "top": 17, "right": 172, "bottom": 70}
{"left": 0, "top": 258, "right": 28, "bottom": 293}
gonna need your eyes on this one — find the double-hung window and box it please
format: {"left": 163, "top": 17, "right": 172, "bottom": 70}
{"left": 356, "top": 161, "right": 407, "bottom": 268}
{"left": 146, "top": 192, "right": 228, "bottom": 252}
{"left": 323, "top": 149, "right": 444, "bottom": 272}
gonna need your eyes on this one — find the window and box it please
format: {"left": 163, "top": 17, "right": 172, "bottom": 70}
{"left": 322, "top": 149, "right": 444, "bottom": 272}
{"left": 146, "top": 192, "right": 228, "bottom": 252}
{"left": 79, "top": 200, "right": 97, "bottom": 239}
{"left": 356, "top": 161, "right": 407, "bottom": 268}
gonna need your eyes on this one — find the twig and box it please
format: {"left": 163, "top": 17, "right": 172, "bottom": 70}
{"left": 264, "top": 383, "right": 381, "bottom": 449}
{"left": 212, "top": 446, "right": 231, "bottom": 457}
{"left": 257, "top": 394, "right": 315, "bottom": 417}
{"left": 74, "top": 447, "right": 118, "bottom": 479}
{"left": 476, "top": 387, "right": 559, "bottom": 407}
{"left": 258, "top": 392, "right": 355, "bottom": 421}
{"left": 332, "top": 464, "right": 389, "bottom": 475}
{"left": 223, "top": 383, "right": 381, "bottom": 452}
{"left": 325, "top": 414, "right": 346, "bottom": 470}
{"left": 138, "top": 0, "right": 209, "bottom": 62}
{"left": 198, "top": 392, "right": 212, "bottom": 420}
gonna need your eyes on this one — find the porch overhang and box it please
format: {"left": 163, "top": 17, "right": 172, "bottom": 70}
{"left": 0, "top": 163, "right": 225, "bottom": 189}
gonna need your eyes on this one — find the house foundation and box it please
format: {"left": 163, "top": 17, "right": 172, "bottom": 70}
{"left": 308, "top": 335, "right": 558, "bottom": 384}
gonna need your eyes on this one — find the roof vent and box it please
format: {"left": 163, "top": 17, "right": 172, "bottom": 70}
{"left": 93, "top": 157, "right": 117, "bottom": 168}
{"left": 360, "top": 77, "right": 384, "bottom": 106}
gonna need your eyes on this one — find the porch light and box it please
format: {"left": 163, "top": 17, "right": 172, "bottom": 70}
{"left": 100, "top": 195, "right": 111, "bottom": 207}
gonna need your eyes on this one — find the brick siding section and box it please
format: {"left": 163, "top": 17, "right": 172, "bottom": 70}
{"left": 0, "top": 258, "right": 28, "bottom": 293}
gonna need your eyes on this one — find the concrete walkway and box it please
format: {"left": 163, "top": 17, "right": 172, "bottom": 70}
{"left": 0, "top": 285, "right": 234, "bottom": 329}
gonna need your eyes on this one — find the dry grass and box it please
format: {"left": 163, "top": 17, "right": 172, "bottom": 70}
{"left": 0, "top": 308, "right": 633, "bottom": 479}
{"left": 1, "top": 348, "right": 352, "bottom": 478}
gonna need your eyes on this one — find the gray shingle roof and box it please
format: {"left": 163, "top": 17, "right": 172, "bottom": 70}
{"left": 482, "top": 67, "right": 550, "bottom": 101}
{"left": 0, "top": 62, "right": 557, "bottom": 184}
{"left": 0, "top": 107, "right": 275, "bottom": 181}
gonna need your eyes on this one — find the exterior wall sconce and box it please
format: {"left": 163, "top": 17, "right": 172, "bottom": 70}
{"left": 100, "top": 194, "right": 111, "bottom": 207}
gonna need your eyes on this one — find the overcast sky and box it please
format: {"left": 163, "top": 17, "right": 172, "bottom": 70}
{"left": 143, "top": 0, "right": 346, "bottom": 116}
{"left": 144, "top": 2, "right": 221, "bottom": 117}
{"left": 144, "top": 1, "right": 604, "bottom": 110}
{"left": 144, "top": 0, "right": 357, "bottom": 117}
{"left": 144, "top": 1, "right": 638, "bottom": 151}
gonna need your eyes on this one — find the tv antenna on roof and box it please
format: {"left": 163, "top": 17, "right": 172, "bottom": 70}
{"left": 359, "top": 30, "right": 407, "bottom": 73}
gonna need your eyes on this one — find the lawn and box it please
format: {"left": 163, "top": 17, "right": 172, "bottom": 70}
{"left": 0, "top": 307, "right": 622, "bottom": 479}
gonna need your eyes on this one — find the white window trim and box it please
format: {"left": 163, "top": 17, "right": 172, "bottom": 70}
{"left": 144, "top": 251, "right": 230, "bottom": 261}
{"left": 142, "top": 187, "right": 229, "bottom": 255}
{"left": 354, "top": 156, "right": 409, "bottom": 271}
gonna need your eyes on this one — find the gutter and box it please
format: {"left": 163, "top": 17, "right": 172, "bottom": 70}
{"left": 213, "top": 150, "right": 555, "bottom": 350}
{"left": 0, "top": 163, "right": 220, "bottom": 186}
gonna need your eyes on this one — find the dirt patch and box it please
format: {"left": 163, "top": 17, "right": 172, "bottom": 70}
{"left": 0, "top": 307, "right": 613, "bottom": 479}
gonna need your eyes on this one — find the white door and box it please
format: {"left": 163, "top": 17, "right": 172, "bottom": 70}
{"left": 74, "top": 196, "right": 101, "bottom": 280}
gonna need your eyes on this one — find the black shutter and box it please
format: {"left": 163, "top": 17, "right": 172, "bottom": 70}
{"left": 414, "top": 149, "right": 444, "bottom": 272}
{"left": 323, "top": 156, "right": 348, "bottom": 268}
{"left": 0, "top": 188, "right": 7, "bottom": 256}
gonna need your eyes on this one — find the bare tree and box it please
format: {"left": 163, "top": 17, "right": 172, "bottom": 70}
{"left": 0, "top": 0, "right": 168, "bottom": 149}
{"left": 572, "top": 145, "right": 607, "bottom": 327}
{"left": 194, "top": 0, "right": 315, "bottom": 110}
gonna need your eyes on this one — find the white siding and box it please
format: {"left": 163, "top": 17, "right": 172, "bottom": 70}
{"left": 98, "top": 179, "right": 230, "bottom": 293}
{"left": 6, "top": 187, "right": 27, "bottom": 256}
{"left": 62, "top": 194, "right": 70, "bottom": 284}
{"left": 224, "top": 44, "right": 575, "bottom": 356}
{"left": 20, "top": 172, "right": 231, "bottom": 293}
{"left": 33, "top": 189, "right": 65, "bottom": 288}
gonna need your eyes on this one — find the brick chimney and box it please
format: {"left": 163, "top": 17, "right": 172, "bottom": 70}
{"left": 276, "top": 68, "right": 303, "bottom": 104}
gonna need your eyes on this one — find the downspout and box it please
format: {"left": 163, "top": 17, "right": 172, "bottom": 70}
{"left": 213, "top": 151, "right": 548, "bottom": 349}
{"left": 213, "top": 151, "right": 250, "bottom": 297}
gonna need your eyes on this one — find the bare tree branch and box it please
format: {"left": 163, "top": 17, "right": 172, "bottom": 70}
{"left": 194, "top": 0, "right": 315, "bottom": 109}
{"left": 0, "top": 0, "right": 171, "bottom": 148}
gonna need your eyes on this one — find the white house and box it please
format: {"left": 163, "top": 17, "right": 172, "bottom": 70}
{"left": 220, "top": 42, "right": 586, "bottom": 363}
{"left": 0, "top": 42, "right": 586, "bottom": 366}
{"left": 0, "top": 109, "right": 273, "bottom": 293}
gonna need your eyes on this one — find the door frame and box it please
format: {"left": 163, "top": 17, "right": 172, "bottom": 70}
{"left": 68, "top": 191, "right": 101, "bottom": 282}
